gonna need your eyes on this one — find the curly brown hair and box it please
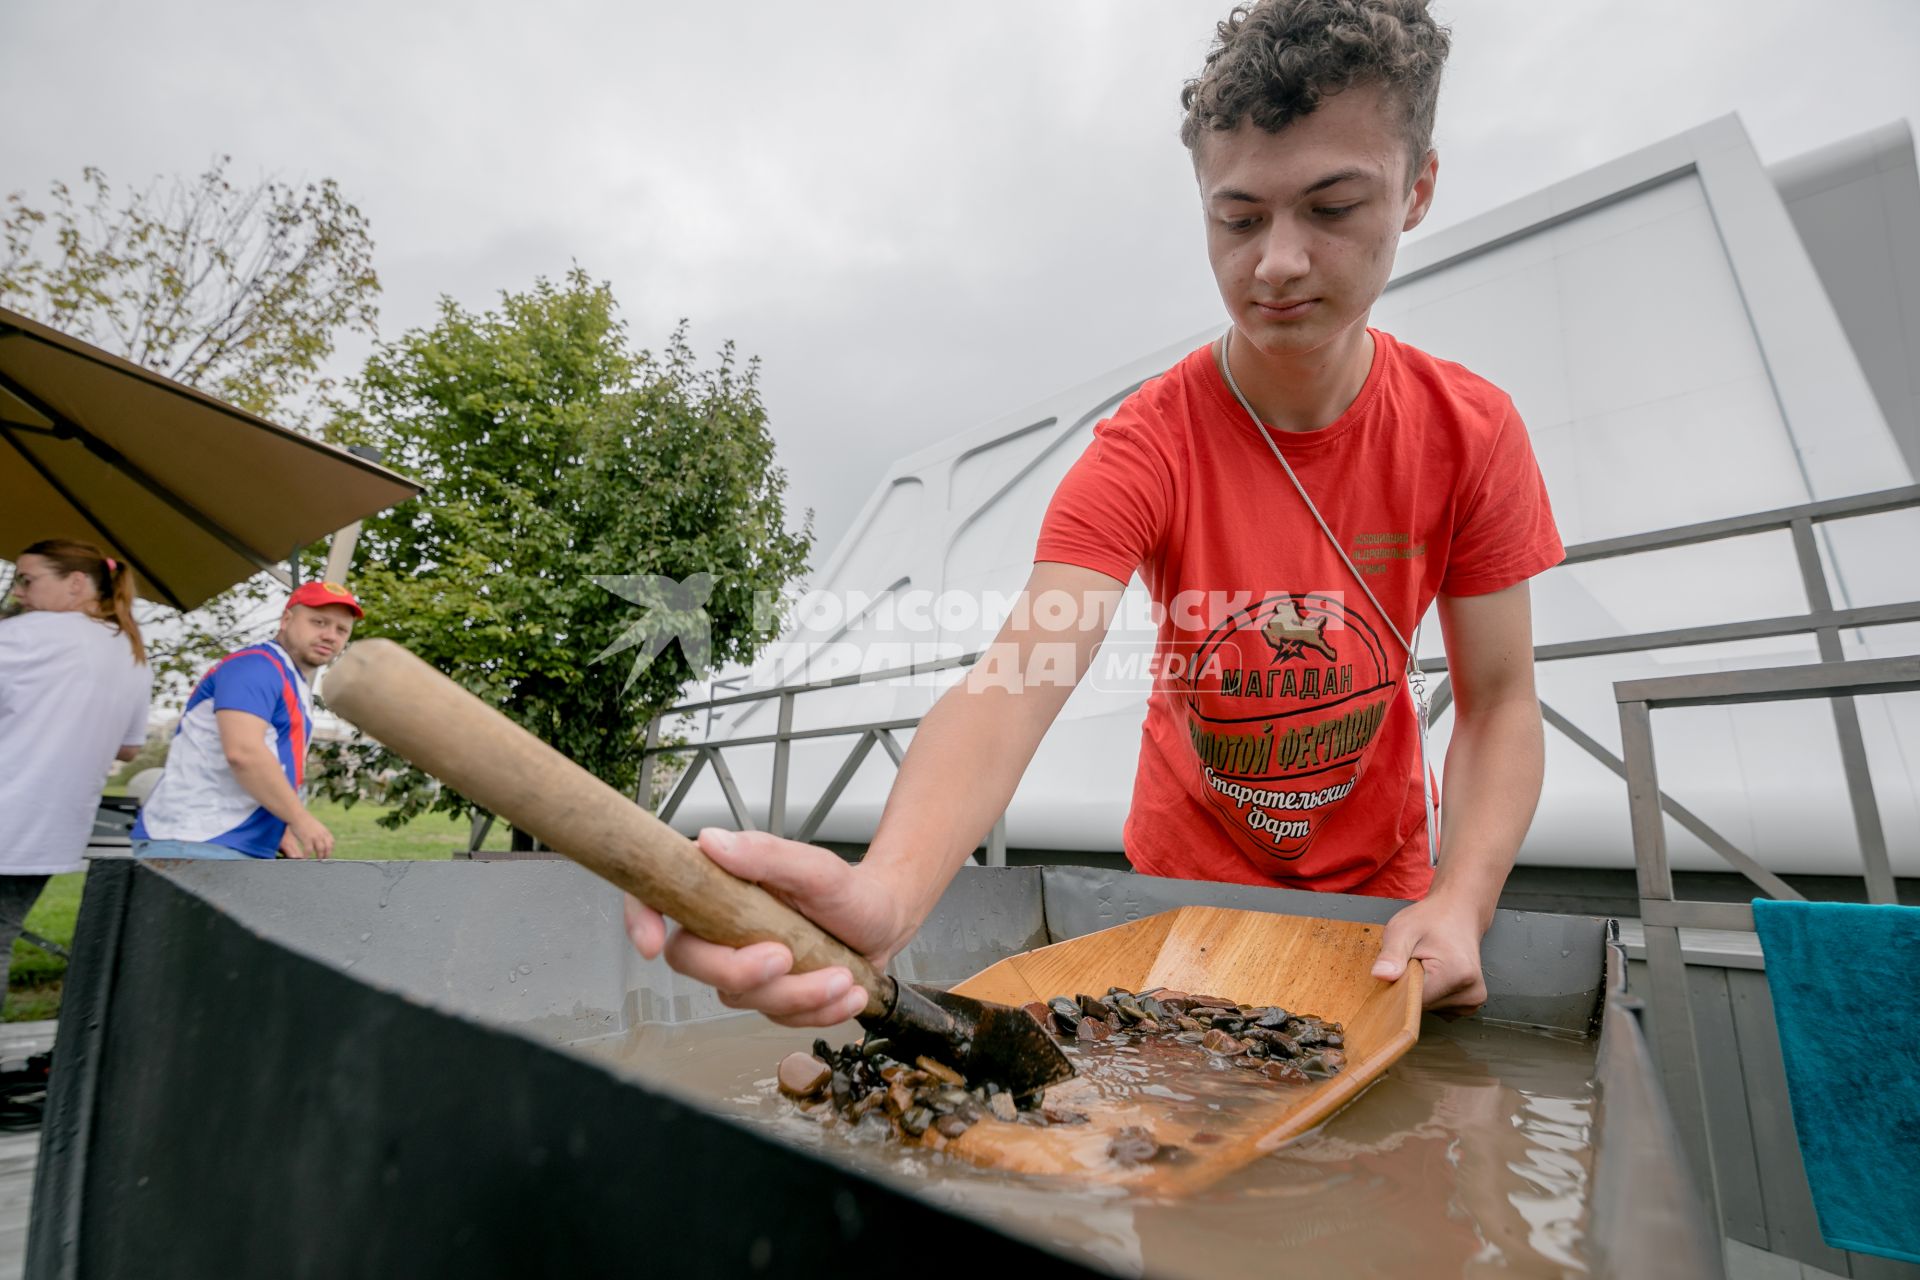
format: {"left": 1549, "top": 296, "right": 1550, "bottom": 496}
{"left": 1179, "top": 0, "right": 1451, "bottom": 184}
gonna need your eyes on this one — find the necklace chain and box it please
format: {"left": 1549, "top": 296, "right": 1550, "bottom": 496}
{"left": 1216, "top": 328, "right": 1440, "bottom": 863}
{"left": 1215, "top": 330, "right": 1419, "bottom": 668}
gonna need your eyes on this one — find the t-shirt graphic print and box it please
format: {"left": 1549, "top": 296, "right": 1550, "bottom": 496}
{"left": 1035, "top": 331, "right": 1563, "bottom": 900}
{"left": 1183, "top": 589, "right": 1397, "bottom": 862}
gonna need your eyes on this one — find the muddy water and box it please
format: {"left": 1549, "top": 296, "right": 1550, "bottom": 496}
{"left": 574, "top": 1014, "right": 1596, "bottom": 1279}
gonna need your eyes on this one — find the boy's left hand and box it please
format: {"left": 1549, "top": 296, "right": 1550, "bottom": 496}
{"left": 1372, "top": 893, "right": 1489, "bottom": 1013}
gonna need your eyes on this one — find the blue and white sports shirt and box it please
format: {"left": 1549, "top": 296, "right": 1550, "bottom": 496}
{"left": 133, "top": 641, "right": 312, "bottom": 857}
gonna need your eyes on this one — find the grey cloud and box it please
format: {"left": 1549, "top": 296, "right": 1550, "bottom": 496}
{"left": 4, "top": 0, "right": 1916, "bottom": 563}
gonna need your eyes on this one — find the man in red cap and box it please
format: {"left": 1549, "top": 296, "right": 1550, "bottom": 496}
{"left": 133, "top": 582, "right": 364, "bottom": 861}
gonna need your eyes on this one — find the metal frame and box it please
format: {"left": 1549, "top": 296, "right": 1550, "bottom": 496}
{"left": 1428, "top": 483, "right": 1920, "bottom": 882}
{"left": 1615, "top": 653, "right": 1920, "bottom": 1229}
{"left": 18, "top": 929, "right": 68, "bottom": 960}
{"left": 1589, "top": 934, "right": 1727, "bottom": 1280}
{"left": 641, "top": 484, "right": 1920, "bottom": 874}
{"left": 638, "top": 649, "right": 1010, "bottom": 865}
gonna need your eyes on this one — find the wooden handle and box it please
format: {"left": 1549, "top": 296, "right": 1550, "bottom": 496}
{"left": 323, "top": 639, "right": 888, "bottom": 1014}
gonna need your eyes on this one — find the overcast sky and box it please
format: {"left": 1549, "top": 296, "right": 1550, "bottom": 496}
{"left": 6, "top": 1, "right": 1918, "bottom": 568}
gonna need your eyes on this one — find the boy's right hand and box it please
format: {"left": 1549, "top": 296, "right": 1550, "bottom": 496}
{"left": 624, "top": 827, "right": 912, "bottom": 1028}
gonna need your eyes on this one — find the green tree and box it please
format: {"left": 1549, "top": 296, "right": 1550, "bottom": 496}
{"left": 2, "top": 157, "right": 377, "bottom": 421}
{"left": 1, "top": 158, "right": 381, "bottom": 694}
{"left": 321, "top": 268, "right": 811, "bottom": 827}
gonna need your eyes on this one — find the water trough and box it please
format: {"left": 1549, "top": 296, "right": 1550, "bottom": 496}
{"left": 29, "top": 858, "right": 1717, "bottom": 1277}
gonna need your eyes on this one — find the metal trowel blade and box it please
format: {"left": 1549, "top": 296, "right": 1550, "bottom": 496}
{"left": 861, "top": 981, "right": 1075, "bottom": 1100}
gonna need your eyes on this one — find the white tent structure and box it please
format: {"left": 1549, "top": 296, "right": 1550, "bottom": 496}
{"left": 664, "top": 114, "right": 1920, "bottom": 887}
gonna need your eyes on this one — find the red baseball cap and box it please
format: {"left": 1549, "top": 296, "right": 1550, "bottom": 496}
{"left": 286, "top": 580, "right": 365, "bottom": 618}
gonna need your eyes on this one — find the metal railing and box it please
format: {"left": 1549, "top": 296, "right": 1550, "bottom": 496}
{"left": 638, "top": 647, "right": 1009, "bottom": 865}
{"left": 640, "top": 483, "right": 1920, "bottom": 868}
{"left": 1426, "top": 483, "right": 1920, "bottom": 880}
{"left": 1616, "top": 653, "right": 1920, "bottom": 1230}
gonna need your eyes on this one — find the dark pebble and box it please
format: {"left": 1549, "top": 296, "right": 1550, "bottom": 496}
{"left": 1257, "top": 1030, "right": 1302, "bottom": 1058}
{"left": 1201, "top": 1028, "right": 1247, "bottom": 1055}
{"left": 1076, "top": 1017, "right": 1116, "bottom": 1043}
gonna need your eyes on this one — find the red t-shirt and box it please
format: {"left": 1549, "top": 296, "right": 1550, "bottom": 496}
{"left": 1034, "top": 330, "right": 1564, "bottom": 899}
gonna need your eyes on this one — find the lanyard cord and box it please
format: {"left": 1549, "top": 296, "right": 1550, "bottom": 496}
{"left": 1216, "top": 329, "right": 1441, "bottom": 865}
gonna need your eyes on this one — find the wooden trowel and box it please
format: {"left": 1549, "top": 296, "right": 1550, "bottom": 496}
{"left": 321, "top": 639, "right": 1072, "bottom": 1100}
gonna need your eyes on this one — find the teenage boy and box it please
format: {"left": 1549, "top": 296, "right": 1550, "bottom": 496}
{"left": 134, "top": 582, "right": 364, "bottom": 860}
{"left": 629, "top": 0, "right": 1561, "bottom": 1015}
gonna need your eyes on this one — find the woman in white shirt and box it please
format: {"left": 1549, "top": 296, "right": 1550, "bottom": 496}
{"left": 0, "top": 540, "right": 152, "bottom": 999}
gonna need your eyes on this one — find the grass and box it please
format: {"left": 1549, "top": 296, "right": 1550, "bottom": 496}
{"left": 3, "top": 800, "right": 511, "bottom": 1021}
{"left": 3, "top": 875, "right": 82, "bottom": 1022}
{"left": 309, "top": 798, "right": 512, "bottom": 860}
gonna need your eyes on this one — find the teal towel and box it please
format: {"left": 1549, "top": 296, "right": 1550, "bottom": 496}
{"left": 1751, "top": 898, "right": 1920, "bottom": 1264}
